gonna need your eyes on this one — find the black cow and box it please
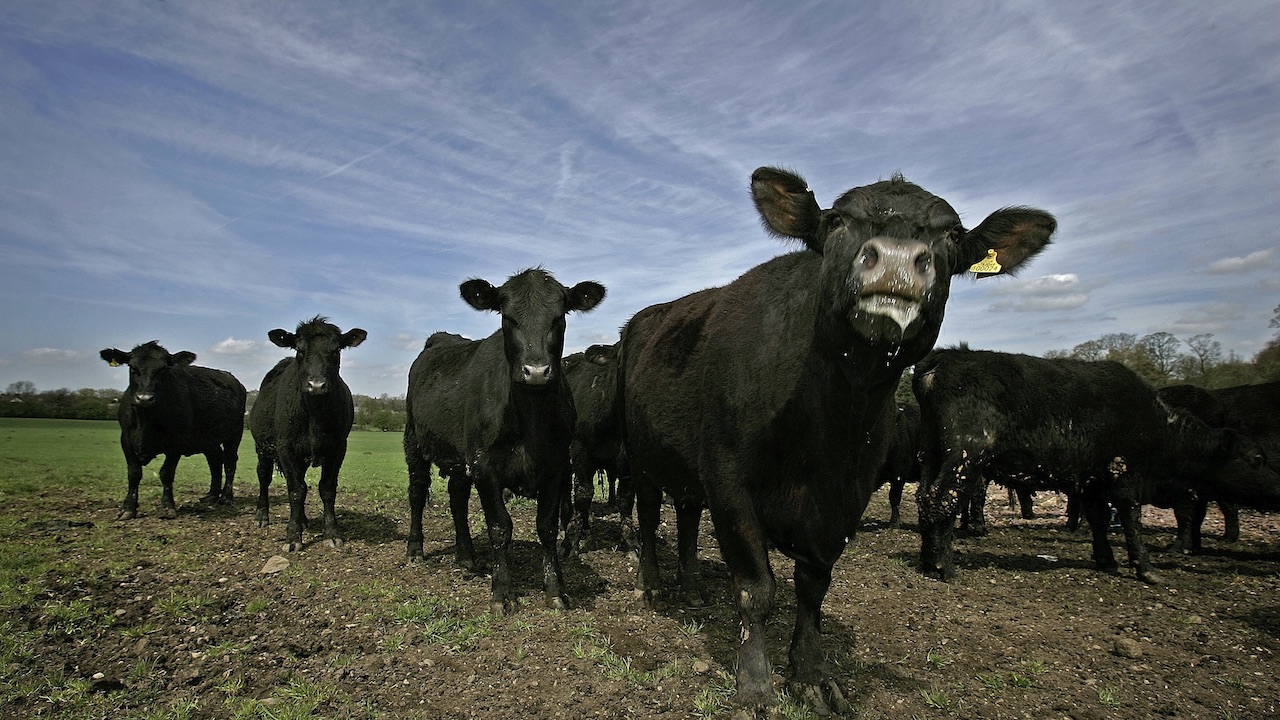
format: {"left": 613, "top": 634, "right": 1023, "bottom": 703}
{"left": 562, "top": 342, "right": 634, "bottom": 556}
{"left": 1157, "top": 381, "right": 1280, "bottom": 551}
{"left": 404, "top": 268, "right": 606, "bottom": 614}
{"left": 870, "top": 402, "right": 922, "bottom": 529}
{"left": 913, "top": 348, "right": 1279, "bottom": 585}
{"left": 620, "top": 167, "right": 1054, "bottom": 712}
{"left": 100, "top": 342, "right": 246, "bottom": 520}
{"left": 250, "top": 317, "right": 367, "bottom": 552}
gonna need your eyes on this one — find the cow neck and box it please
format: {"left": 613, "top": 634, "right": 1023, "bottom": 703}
{"left": 506, "top": 380, "right": 564, "bottom": 438}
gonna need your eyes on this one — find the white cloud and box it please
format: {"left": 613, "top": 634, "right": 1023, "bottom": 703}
{"left": 1206, "top": 249, "right": 1273, "bottom": 274}
{"left": 210, "top": 338, "right": 259, "bottom": 356}
{"left": 22, "top": 348, "right": 84, "bottom": 364}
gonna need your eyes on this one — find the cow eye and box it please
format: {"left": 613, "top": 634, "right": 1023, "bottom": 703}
{"left": 947, "top": 226, "right": 964, "bottom": 243}
{"left": 825, "top": 212, "right": 845, "bottom": 231}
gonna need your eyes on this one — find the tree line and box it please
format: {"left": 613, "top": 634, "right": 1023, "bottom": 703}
{"left": 1, "top": 382, "right": 409, "bottom": 430}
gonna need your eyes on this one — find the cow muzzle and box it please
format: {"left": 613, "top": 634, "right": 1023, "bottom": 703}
{"left": 519, "top": 364, "right": 553, "bottom": 386}
{"left": 305, "top": 378, "right": 330, "bottom": 395}
{"left": 854, "top": 237, "right": 932, "bottom": 331}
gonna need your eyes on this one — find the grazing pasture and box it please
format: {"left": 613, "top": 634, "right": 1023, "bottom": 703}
{"left": 0, "top": 417, "right": 1277, "bottom": 719}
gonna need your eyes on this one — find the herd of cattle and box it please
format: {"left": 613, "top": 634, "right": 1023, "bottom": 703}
{"left": 96, "top": 167, "right": 1279, "bottom": 714}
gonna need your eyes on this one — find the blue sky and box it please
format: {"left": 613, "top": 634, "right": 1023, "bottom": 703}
{"left": 2, "top": 1, "right": 1277, "bottom": 397}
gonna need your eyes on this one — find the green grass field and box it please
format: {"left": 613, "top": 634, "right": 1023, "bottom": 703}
{"left": 0, "top": 417, "right": 410, "bottom": 513}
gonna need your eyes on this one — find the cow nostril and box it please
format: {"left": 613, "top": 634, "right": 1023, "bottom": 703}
{"left": 915, "top": 252, "right": 931, "bottom": 275}
{"left": 861, "top": 247, "right": 879, "bottom": 269}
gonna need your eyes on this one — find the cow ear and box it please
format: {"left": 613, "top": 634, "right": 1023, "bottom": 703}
{"left": 751, "top": 167, "right": 823, "bottom": 252}
{"left": 460, "top": 279, "right": 501, "bottom": 312}
{"left": 173, "top": 351, "right": 197, "bottom": 366}
{"left": 268, "top": 329, "right": 296, "bottom": 348}
{"left": 342, "top": 328, "right": 368, "bottom": 349}
{"left": 568, "top": 281, "right": 606, "bottom": 313}
{"left": 585, "top": 344, "right": 613, "bottom": 365}
{"left": 100, "top": 348, "right": 130, "bottom": 367}
{"left": 956, "top": 207, "right": 1056, "bottom": 277}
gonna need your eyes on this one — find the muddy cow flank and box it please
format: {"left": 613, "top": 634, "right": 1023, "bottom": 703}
{"left": 404, "top": 268, "right": 606, "bottom": 614}
{"left": 250, "top": 317, "right": 367, "bottom": 552}
{"left": 100, "top": 342, "right": 246, "bottom": 520}
{"left": 1157, "top": 381, "right": 1280, "bottom": 551}
{"left": 562, "top": 342, "right": 634, "bottom": 557}
{"left": 913, "top": 348, "right": 1280, "bottom": 585}
{"left": 621, "top": 167, "right": 1054, "bottom": 713}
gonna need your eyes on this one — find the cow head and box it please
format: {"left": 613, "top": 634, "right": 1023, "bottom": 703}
{"left": 267, "top": 317, "right": 367, "bottom": 396}
{"left": 100, "top": 341, "right": 196, "bottom": 408}
{"left": 750, "top": 167, "right": 1055, "bottom": 360}
{"left": 460, "top": 267, "right": 606, "bottom": 387}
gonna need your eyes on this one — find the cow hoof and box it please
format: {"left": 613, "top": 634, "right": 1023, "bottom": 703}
{"left": 546, "top": 595, "right": 568, "bottom": 611}
{"left": 489, "top": 601, "right": 511, "bottom": 617}
{"left": 116, "top": 509, "right": 138, "bottom": 521}
{"left": 324, "top": 537, "right": 344, "bottom": 549}
{"left": 158, "top": 507, "right": 178, "bottom": 520}
{"left": 1138, "top": 569, "right": 1164, "bottom": 585}
{"left": 282, "top": 541, "right": 305, "bottom": 553}
{"left": 257, "top": 517, "right": 271, "bottom": 529}
{"left": 789, "top": 679, "right": 850, "bottom": 716}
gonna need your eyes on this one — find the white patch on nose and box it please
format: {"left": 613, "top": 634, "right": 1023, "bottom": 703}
{"left": 857, "top": 295, "right": 921, "bottom": 330}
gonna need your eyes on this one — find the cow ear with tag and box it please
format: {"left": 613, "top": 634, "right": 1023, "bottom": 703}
{"left": 100, "top": 348, "right": 131, "bottom": 367}
{"left": 956, "top": 207, "right": 1056, "bottom": 277}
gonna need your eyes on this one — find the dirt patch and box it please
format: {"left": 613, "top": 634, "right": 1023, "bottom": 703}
{"left": 6, "top": 488, "right": 1279, "bottom": 718}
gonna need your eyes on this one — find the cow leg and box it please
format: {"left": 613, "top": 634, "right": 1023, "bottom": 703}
{"left": 474, "top": 477, "right": 514, "bottom": 615}
{"left": 281, "top": 460, "right": 308, "bottom": 552}
{"left": 448, "top": 472, "right": 478, "bottom": 571}
{"left": 1080, "top": 494, "right": 1118, "bottom": 573}
{"left": 1065, "top": 491, "right": 1083, "bottom": 531}
{"left": 404, "top": 435, "right": 432, "bottom": 562}
{"left": 254, "top": 448, "right": 274, "bottom": 528}
{"left": 960, "top": 478, "right": 988, "bottom": 537}
{"left": 201, "top": 449, "right": 224, "bottom": 505}
{"left": 561, "top": 460, "right": 595, "bottom": 558}
{"left": 1016, "top": 487, "right": 1035, "bottom": 519}
{"left": 885, "top": 476, "right": 906, "bottom": 527}
{"left": 605, "top": 468, "right": 618, "bottom": 507}
{"left": 674, "top": 499, "right": 706, "bottom": 605}
{"left": 1220, "top": 502, "right": 1240, "bottom": 542}
{"left": 633, "top": 476, "right": 664, "bottom": 606}
{"left": 157, "top": 454, "right": 180, "bottom": 519}
{"left": 788, "top": 558, "right": 850, "bottom": 716}
{"left": 716, "top": 523, "right": 777, "bottom": 710}
{"left": 317, "top": 453, "right": 345, "bottom": 549}
{"left": 917, "top": 453, "right": 966, "bottom": 581}
{"left": 1170, "top": 497, "right": 1202, "bottom": 554}
{"left": 220, "top": 441, "right": 237, "bottom": 503}
{"left": 118, "top": 457, "right": 144, "bottom": 520}
{"left": 537, "top": 476, "right": 570, "bottom": 610}
{"left": 1114, "top": 500, "right": 1161, "bottom": 584}
{"left": 616, "top": 473, "right": 638, "bottom": 558}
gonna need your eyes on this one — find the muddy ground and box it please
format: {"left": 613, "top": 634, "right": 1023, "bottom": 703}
{"left": 7, "top": 486, "right": 1279, "bottom": 719}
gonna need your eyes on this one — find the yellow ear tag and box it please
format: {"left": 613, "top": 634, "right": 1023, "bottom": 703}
{"left": 109, "top": 360, "right": 121, "bottom": 367}
{"left": 969, "top": 249, "right": 1002, "bottom": 274}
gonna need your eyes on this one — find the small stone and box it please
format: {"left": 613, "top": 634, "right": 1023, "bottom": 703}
{"left": 1113, "top": 638, "right": 1143, "bottom": 659}
{"left": 260, "top": 556, "right": 291, "bottom": 574}
{"left": 692, "top": 659, "right": 710, "bottom": 674}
